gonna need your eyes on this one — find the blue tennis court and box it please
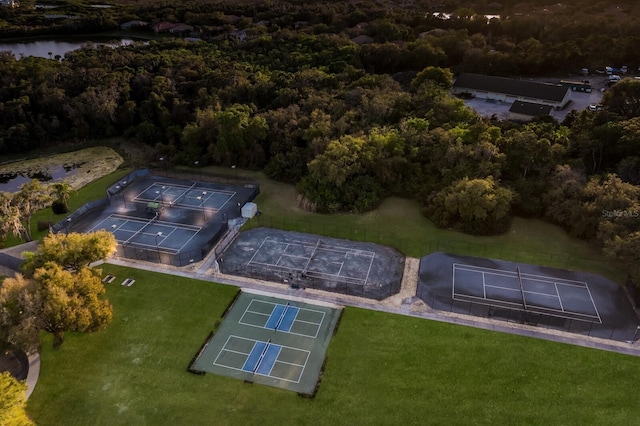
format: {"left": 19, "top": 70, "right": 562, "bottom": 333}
{"left": 133, "top": 182, "right": 235, "bottom": 212}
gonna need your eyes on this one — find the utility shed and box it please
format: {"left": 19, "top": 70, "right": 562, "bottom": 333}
{"left": 241, "top": 202, "right": 257, "bottom": 219}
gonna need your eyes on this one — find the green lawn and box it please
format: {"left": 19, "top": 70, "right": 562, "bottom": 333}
{"left": 199, "top": 166, "right": 620, "bottom": 281}
{"left": 26, "top": 265, "right": 640, "bottom": 425}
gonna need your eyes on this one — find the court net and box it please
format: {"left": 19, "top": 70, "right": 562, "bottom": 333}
{"left": 252, "top": 339, "right": 272, "bottom": 374}
{"left": 170, "top": 182, "right": 197, "bottom": 207}
{"left": 516, "top": 266, "right": 527, "bottom": 310}
{"left": 122, "top": 212, "right": 158, "bottom": 246}
{"left": 274, "top": 302, "right": 290, "bottom": 331}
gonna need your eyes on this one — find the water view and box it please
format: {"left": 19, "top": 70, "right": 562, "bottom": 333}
{"left": 0, "top": 38, "right": 134, "bottom": 60}
{"left": 0, "top": 163, "right": 84, "bottom": 193}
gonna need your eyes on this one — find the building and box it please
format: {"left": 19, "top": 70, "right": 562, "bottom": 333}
{"left": 508, "top": 101, "right": 554, "bottom": 121}
{"left": 120, "top": 20, "right": 148, "bottom": 30}
{"left": 452, "top": 73, "right": 571, "bottom": 110}
{"left": 0, "top": 0, "right": 19, "bottom": 8}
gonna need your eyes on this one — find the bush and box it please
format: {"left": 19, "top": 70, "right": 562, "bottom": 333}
{"left": 51, "top": 201, "right": 68, "bottom": 214}
{"left": 37, "top": 220, "right": 55, "bottom": 232}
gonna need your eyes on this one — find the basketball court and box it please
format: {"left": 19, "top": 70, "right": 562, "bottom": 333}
{"left": 190, "top": 291, "right": 342, "bottom": 395}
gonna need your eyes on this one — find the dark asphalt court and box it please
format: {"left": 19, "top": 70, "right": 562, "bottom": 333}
{"left": 418, "top": 252, "right": 640, "bottom": 342}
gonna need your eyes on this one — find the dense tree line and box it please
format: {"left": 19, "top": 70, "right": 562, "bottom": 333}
{"left": 1, "top": 2, "right": 640, "bottom": 283}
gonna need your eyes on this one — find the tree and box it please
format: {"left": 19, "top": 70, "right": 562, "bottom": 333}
{"left": 424, "top": 177, "right": 514, "bottom": 235}
{"left": 0, "top": 274, "right": 38, "bottom": 353}
{"left": 32, "top": 263, "right": 112, "bottom": 347}
{"left": 49, "top": 180, "right": 75, "bottom": 214}
{"left": 602, "top": 78, "right": 640, "bottom": 119}
{"left": 22, "top": 230, "right": 117, "bottom": 276}
{"left": 0, "top": 180, "right": 52, "bottom": 242}
{"left": 603, "top": 232, "right": 640, "bottom": 285}
{"left": 410, "top": 66, "right": 453, "bottom": 92}
{"left": 0, "top": 372, "right": 34, "bottom": 426}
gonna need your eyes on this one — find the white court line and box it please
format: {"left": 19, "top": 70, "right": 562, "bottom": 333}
{"left": 363, "top": 253, "right": 374, "bottom": 285}
{"left": 454, "top": 263, "right": 588, "bottom": 286}
{"left": 482, "top": 271, "right": 486, "bottom": 298}
{"left": 264, "top": 345, "right": 283, "bottom": 377}
{"left": 247, "top": 237, "right": 270, "bottom": 264}
{"left": 555, "top": 282, "right": 564, "bottom": 311}
{"left": 239, "top": 300, "right": 326, "bottom": 338}
{"left": 213, "top": 335, "right": 310, "bottom": 383}
{"left": 249, "top": 260, "right": 367, "bottom": 285}
{"left": 584, "top": 282, "right": 603, "bottom": 323}
{"left": 248, "top": 239, "right": 373, "bottom": 284}
{"left": 452, "top": 293, "right": 601, "bottom": 322}
{"left": 484, "top": 284, "right": 557, "bottom": 298}
{"left": 269, "top": 238, "right": 376, "bottom": 257}
{"left": 453, "top": 265, "right": 601, "bottom": 322}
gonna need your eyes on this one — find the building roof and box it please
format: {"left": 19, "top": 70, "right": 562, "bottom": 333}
{"left": 351, "top": 35, "right": 374, "bottom": 45}
{"left": 509, "top": 101, "right": 554, "bottom": 117}
{"left": 453, "top": 73, "right": 569, "bottom": 103}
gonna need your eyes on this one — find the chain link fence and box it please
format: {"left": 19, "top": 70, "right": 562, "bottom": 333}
{"left": 220, "top": 260, "right": 400, "bottom": 300}
{"left": 249, "top": 215, "right": 622, "bottom": 281}
{"left": 416, "top": 287, "right": 640, "bottom": 342}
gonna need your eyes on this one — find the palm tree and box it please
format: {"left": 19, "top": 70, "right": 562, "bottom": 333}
{"left": 49, "top": 181, "right": 75, "bottom": 214}
{"left": 0, "top": 193, "right": 27, "bottom": 242}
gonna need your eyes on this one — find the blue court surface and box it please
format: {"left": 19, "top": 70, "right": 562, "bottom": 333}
{"left": 190, "top": 291, "right": 342, "bottom": 394}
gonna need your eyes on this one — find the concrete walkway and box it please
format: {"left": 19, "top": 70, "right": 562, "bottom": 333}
{"left": 107, "top": 256, "right": 640, "bottom": 358}
{"left": 22, "top": 250, "right": 640, "bottom": 399}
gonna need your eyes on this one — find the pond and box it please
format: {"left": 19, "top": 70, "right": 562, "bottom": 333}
{"left": 0, "top": 38, "right": 135, "bottom": 60}
{"left": 0, "top": 163, "right": 85, "bottom": 193}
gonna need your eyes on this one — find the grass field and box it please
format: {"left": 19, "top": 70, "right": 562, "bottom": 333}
{"left": 202, "top": 166, "right": 622, "bottom": 282}
{"left": 26, "top": 265, "right": 640, "bottom": 425}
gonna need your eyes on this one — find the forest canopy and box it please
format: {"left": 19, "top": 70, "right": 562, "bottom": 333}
{"left": 1, "top": 0, "right": 639, "bottom": 282}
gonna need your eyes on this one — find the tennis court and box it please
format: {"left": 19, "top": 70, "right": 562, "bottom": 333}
{"left": 452, "top": 263, "right": 601, "bottom": 323}
{"left": 133, "top": 182, "right": 235, "bottom": 212}
{"left": 60, "top": 171, "right": 259, "bottom": 266}
{"left": 220, "top": 228, "right": 405, "bottom": 300}
{"left": 417, "top": 252, "right": 640, "bottom": 342}
{"left": 190, "top": 291, "right": 342, "bottom": 394}
{"left": 90, "top": 214, "right": 201, "bottom": 254}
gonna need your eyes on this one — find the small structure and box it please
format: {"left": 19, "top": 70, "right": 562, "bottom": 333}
{"left": 169, "top": 23, "right": 195, "bottom": 36}
{"left": 508, "top": 101, "right": 553, "bottom": 121}
{"left": 351, "top": 35, "right": 374, "bottom": 45}
{"left": 0, "top": 0, "right": 19, "bottom": 7}
{"left": 228, "top": 29, "right": 247, "bottom": 42}
{"left": 241, "top": 202, "right": 258, "bottom": 219}
{"left": 153, "top": 21, "right": 177, "bottom": 33}
{"left": 120, "top": 20, "right": 148, "bottom": 30}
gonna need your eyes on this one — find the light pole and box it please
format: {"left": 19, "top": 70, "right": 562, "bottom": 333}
{"left": 65, "top": 217, "right": 71, "bottom": 235}
{"left": 197, "top": 196, "right": 206, "bottom": 220}
{"left": 194, "top": 160, "right": 202, "bottom": 181}
{"left": 159, "top": 157, "right": 167, "bottom": 176}
{"left": 155, "top": 232, "right": 163, "bottom": 259}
